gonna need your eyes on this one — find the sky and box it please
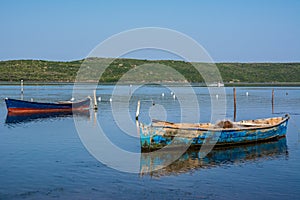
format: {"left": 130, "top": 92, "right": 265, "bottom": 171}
{"left": 0, "top": 0, "right": 299, "bottom": 62}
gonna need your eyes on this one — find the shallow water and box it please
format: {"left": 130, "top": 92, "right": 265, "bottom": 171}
{"left": 0, "top": 85, "right": 300, "bottom": 199}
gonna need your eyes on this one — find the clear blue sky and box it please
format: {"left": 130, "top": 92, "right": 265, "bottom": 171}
{"left": 0, "top": 0, "right": 299, "bottom": 62}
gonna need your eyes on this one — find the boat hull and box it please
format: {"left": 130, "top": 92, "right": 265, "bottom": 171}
{"left": 140, "top": 115, "right": 289, "bottom": 151}
{"left": 5, "top": 98, "right": 91, "bottom": 114}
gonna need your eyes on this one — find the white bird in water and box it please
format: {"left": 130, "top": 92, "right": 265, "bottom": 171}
{"left": 98, "top": 97, "right": 101, "bottom": 102}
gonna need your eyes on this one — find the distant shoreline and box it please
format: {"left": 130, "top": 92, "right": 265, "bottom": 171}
{"left": 1, "top": 81, "right": 300, "bottom": 87}
{"left": 1, "top": 58, "right": 300, "bottom": 84}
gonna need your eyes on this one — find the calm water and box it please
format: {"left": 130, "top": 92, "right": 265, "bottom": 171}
{"left": 0, "top": 85, "right": 300, "bottom": 199}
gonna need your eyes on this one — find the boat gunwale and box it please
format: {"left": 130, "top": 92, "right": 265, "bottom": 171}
{"left": 148, "top": 115, "right": 290, "bottom": 132}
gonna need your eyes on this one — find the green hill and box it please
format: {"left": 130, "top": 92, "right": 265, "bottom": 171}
{"left": 0, "top": 58, "right": 299, "bottom": 84}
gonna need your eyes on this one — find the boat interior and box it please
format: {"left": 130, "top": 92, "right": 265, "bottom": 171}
{"left": 151, "top": 116, "right": 286, "bottom": 130}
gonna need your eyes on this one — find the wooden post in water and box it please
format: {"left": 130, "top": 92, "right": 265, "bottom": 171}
{"left": 21, "top": 80, "right": 24, "bottom": 94}
{"left": 93, "top": 108, "right": 97, "bottom": 126}
{"left": 93, "top": 90, "right": 98, "bottom": 110}
{"left": 20, "top": 80, "right": 24, "bottom": 100}
{"left": 136, "top": 100, "right": 141, "bottom": 120}
{"left": 233, "top": 88, "right": 237, "bottom": 122}
{"left": 272, "top": 89, "right": 274, "bottom": 114}
{"left": 129, "top": 84, "right": 132, "bottom": 95}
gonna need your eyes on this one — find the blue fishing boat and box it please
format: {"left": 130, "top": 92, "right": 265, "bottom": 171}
{"left": 140, "top": 115, "right": 289, "bottom": 151}
{"left": 5, "top": 97, "right": 91, "bottom": 114}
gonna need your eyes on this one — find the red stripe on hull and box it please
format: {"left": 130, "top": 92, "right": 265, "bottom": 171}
{"left": 8, "top": 106, "right": 89, "bottom": 114}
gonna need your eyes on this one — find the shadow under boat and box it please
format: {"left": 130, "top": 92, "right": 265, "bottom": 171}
{"left": 5, "top": 110, "right": 90, "bottom": 124}
{"left": 140, "top": 137, "right": 288, "bottom": 177}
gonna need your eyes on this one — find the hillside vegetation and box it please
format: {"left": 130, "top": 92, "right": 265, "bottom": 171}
{"left": 0, "top": 58, "right": 299, "bottom": 84}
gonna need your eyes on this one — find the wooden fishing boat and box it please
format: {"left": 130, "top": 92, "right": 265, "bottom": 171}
{"left": 139, "top": 115, "right": 289, "bottom": 151}
{"left": 5, "top": 97, "right": 91, "bottom": 114}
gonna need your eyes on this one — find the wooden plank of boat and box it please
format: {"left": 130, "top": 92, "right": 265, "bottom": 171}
{"left": 5, "top": 97, "right": 91, "bottom": 114}
{"left": 140, "top": 115, "right": 290, "bottom": 151}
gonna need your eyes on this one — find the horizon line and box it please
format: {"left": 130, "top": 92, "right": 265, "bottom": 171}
{"left": 0, "top": 57, "right": 300, "bottom": 64}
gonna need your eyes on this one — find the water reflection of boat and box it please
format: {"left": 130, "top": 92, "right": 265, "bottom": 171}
{"left": 140, "top": 137, "right": 288, "bottom": 177}
{"left": 5, "top": 110, "right": 90, "bottom": 124}
{"left": 140, "top": 115, "right": 289, "bottom": 151}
